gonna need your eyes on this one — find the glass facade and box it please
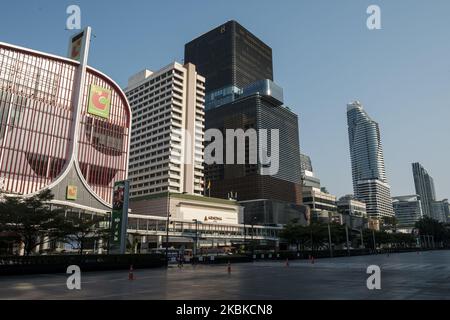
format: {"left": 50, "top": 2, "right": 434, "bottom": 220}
{"left": 204, "top": 93, "right": 302, "bottom": 205}
{"left": 412, "top": 162, "right": 436, "bottom": 218}
{"left": 185, "top": 20, "right": 273, "bottom": 94}
{"left": 392, "top": 195, "right": 423, "bottom": 228}
{"left": 347, "top": 101, "right": 394, "bottom": 218}
{"left": 241, "top": 199, "right": 309, "bottom": 226}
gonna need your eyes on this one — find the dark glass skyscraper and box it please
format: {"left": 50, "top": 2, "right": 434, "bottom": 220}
{"left": 204, "top": 91, "right": 302, "bottom": 205}
{"left": 184, "top": 21, "right": 305, "bottom": 225}
{"left": 185, "top": 20, "right": 273, "bottom": 95}
{"left": 412, "top": 162, "right": 436, "bottom": 218}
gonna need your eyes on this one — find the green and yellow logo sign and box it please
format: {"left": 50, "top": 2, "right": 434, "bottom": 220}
{"left": 88, "top": 85, "right": 111, "bottom": 119}
{"left": 66, "top": 185, "right": 78, "bottom": 200}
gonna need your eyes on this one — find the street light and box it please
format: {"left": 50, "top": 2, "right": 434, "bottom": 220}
{"left": 193, "top": 219, "right": 199, "bottom": 259}
{"left": 165, "top": 191, "right": 170, "bottom": 267}
{"left": 327, "top": 212, "right": 333, "bottom": 258}
{"left": 372, "top": 229, "right": 376, "bottom": 253}
{"left": 251, "top": 216, "right": 256, "bottom": 258}
{"left": 360, "top": 228, "right": 364, "bottom": 248}
{"left": 345, "top": 223, "right": 350, "bottom": 256}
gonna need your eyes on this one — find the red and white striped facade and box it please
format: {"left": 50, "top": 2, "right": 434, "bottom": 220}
{"left": 0, "top": 42, "right": 131, "bottom": 212}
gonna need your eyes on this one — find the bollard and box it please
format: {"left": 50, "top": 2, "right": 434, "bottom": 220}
{"left": 227, "top": 261, "right": 231, "bottom": 274}
{"left": 128, "top": 265, "right": 134, "bottom": 281}
{"left": 285, "top": 258, "right": 289, "bottom": 267}
{"left": 311, "top": 256, "right": 315, "bottom": 264}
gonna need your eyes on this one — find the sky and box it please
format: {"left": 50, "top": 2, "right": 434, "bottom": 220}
{"left": 1, "top": 0, "right": 449, "bottom": 199}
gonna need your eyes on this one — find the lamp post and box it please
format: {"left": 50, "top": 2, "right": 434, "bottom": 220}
{"left": 372, "top": 229, "right": 376, "bottom": 253}
{"left": 251, "top": 216, "right": 256, "bottom": 258}
{"left": 327, "top": 212, "right": 333, "bottom": 258}
{"left": 243, "top": 221, "right": 246, "bottom": 254}
{"left": 360, "top": 228, "right": 364, "bottom": 248}
{"left": 193, "top": 219, "right": 199, "bottom": 259}
{"left": 345, "top": 224, "right": 350, "bottom": 256}
{"left": 165, "top": 192, "right": 170, "bottom": 267}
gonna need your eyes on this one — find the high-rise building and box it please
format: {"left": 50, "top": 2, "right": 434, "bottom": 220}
{"left": 392, "top": 195, "right": 423, "bottom": 231}
{"left": 300, "top": 153, "right": 313, "bottom": 173}
{"left": 0, "top": 39, "right": 131, "bottom": 216}
{"left": 337, "top": 195, "right": 368, "bottom": 229}
{"left": 300, "top": 153, "right": 321, "bottom": 188}
{"left": 303, "top": 186, "right": 339, "bottom": 223}
{"left": 125, "top": 63, "right": 243, "bottom": 223}
{"left": 412, "top": 162, "right": 436, "bottom": 218}
{"left": 346, "top": 101, "right": 394, "bottom": 219}
{"left": 185, "top": 20, "right": 273, "bottom": 99}
{"left": 204, "top": 91, "right": 302, "bottom": 205}
{"left": 431, "top": 199, "right": 449, "bottom": 223}
{"left": 125, "top": 63, "right": 205, "bottom": 198}
{"left": 184, "top": 21, "right": 305, "bottom": 225}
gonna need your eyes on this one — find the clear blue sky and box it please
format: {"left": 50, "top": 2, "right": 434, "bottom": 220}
{"left": 2, "top": 0, "right": 450, "bottom": 200}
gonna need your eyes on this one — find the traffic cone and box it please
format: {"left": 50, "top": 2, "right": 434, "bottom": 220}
{"left": 227, "top": 261, "right": 231, "bottom": 274}
{"left": 285, "top": 258, "right": 289, "bottom": 267}
{"left": 128, "top": 265, "right": 134, "bottom": 280}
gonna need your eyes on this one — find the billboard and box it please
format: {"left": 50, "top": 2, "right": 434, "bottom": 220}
{"left": 69, "top": 31, "right": 84, "bottom": 61}
{"left": 68, "top": 27, "right": 92, "bottom": 64}
{"left": 88, "top": 84, "right": 111, "bottom": 119}
{"left": 66, "top": 185, "right": 78, "bottom": 200}
{"left": 109, "top": 180, "right": 130, "bottom": 254}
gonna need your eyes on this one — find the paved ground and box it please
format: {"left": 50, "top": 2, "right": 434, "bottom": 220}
{"left": 1, "top": 250, "right": 449, "bottom": 300}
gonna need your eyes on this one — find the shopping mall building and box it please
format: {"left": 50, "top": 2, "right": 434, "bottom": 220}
{"left": 0, "top": 32, "right": 131, "bottom": 217}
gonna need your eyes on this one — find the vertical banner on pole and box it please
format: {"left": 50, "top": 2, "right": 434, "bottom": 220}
{"left": 68, "top": 28, "right": 90, "bottom": 63}
{"left": 109, "top": 180, "right": 130, "bottom": 254}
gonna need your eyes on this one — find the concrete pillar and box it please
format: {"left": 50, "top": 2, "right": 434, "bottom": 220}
{"left": 18, "top": 242, "right": 25, "bottom": 256}
{"left": 34, "top": 237, "right": 41, "bottom": 254}
{"left": 98, "top": 239, "right": 103, "bottom": 254}
{"left": 41, "top": 236, "right": 50, "bottom": 251}
{"left": 157, "top": 235, "right": 163, "bottom": 248}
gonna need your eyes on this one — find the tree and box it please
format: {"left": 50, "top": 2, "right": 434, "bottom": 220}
{"left": 280, "top": 219, "right": 305, "bottom": 251}
{"left": 390, "top": 233, "right": 416, "bottom": 248}
{"left": 307, "top": 222, "right": 329, "bottom": 252}
{"left": 279, "top": 221, "right": 298, "bottom": 250}
{"left": 382, "top": 216, "right": 398, "bottom": 232}
{"left": 329, "top": 223, "right": 347, "bottom": 246}
{"left": 280, "top": 219, "right": 313, "bottom": 251}
{"left": 415, "top": 217, "right": 449, "bottom": 244}
{"left": 62, "top": 214, "right": 110, "bottom": 255}
{"left": 0, "top": 189, "right": 68, "bottom": 256}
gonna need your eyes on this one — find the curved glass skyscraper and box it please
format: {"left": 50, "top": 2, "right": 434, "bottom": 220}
{"left": 347, "top": 101, "right": 394, "bottom": 219}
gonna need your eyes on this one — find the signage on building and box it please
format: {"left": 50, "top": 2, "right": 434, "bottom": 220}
{"left": 69, "top": 31, "right": 84, "bottom": 61}
{"left": 68, "top": 27, "right": 92, "bottom": 64}
{"left": 88, "top": 84, "right": 111, "bottom": 119}
{"left": 204, "top": 216, "right": 223, "bottom": 222}
{"left": 109, "top": 180, "right": 130, "bottom": 254}
{"left": 66, "top": 185, "right": 78, "bottom": 200}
